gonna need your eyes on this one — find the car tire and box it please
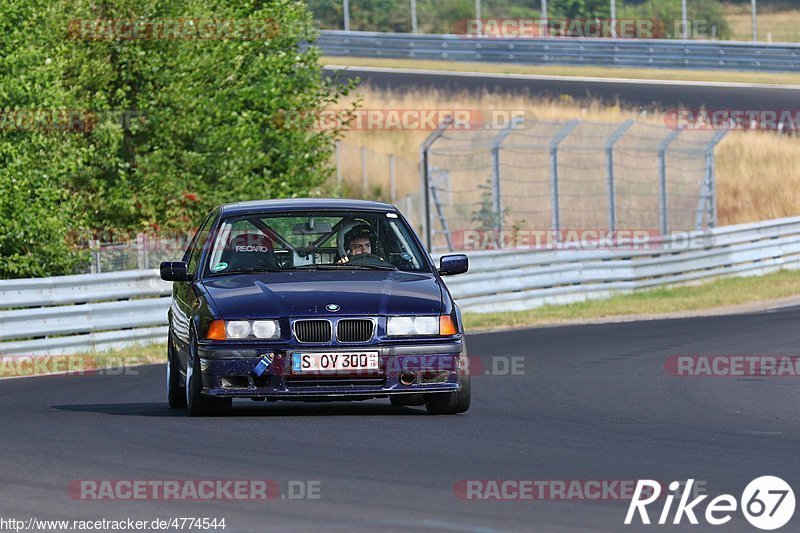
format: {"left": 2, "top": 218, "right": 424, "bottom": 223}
{"left": 186, "top": 331, "right": 231, "bottom": 417}
{"left": 390, "top": 394, "right": 425, "bottom": 407}
{"left": 167, "top": 330, "right": 187, "bottom": 409}
{"left": 424, "top": 357, "right": 471, "bottom": 415}
{"left": 454, "top": 371, "right": 471, "bottom": 414}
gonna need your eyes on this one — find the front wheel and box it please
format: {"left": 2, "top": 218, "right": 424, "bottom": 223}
{"left": 167, "top": 332, "right": 187, "bottom": 408}
{"left": 425, "top": 372, "right": 471, "bottom": 415}
{"left": 186, "top": 332, "right": 232, "bottom": 417}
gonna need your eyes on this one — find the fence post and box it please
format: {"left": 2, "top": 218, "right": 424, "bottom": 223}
{"left": 657, "top": 130, "right": 681, "bottom": 235}
{"left": 136, "top": 233, "right": 146, "bottom": 270}
{"left": 90, "top": 240, "right": 100, "bottom": 274}
{"left": 707, "top": 130, "right": 727, "bottom": 228}
{"left": 489, "top": 116, "right": 524, "bottom": 238}
{"left": 605, "top": 120, "right": 634, "bottom": 233}
{"left": 419, "top": 117, "right": 453, "bottom": 251}
{"left": 360, "top": 145, "right": 368, "bottom": 196}
{"left": 405, "top": 194, "right": 414, "bottom": 230}
{"left": 389, "top": 153, "right": 396, "bottom": 203}
{"left": 491, "top": 144, "right": 502, "bottom": 234}
{"left": 549, "top": 120, "right": 580, "bottom": 240}
{"left": 335, "top": 141, "right": 342, "bottom": 187}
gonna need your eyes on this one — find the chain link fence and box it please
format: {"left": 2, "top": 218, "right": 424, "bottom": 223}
{"left": 72, "top": 119, "right": 726, "bottom": 272}
{"left": 79, "top": 234, "right": 191, "bottom": 274}
{"left": 334, "top": 141, "right": 423, "bottom": 232}
{"left": 420, "top": 117, "right": 727, "bottom": 252}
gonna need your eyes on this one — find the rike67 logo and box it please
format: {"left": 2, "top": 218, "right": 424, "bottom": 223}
{"left": 625, "top": 477, "right": 795, "bottom": 530}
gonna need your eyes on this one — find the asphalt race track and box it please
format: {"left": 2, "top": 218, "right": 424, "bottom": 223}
{"left": 326, "top": 66, "right": 800, "bottom": 111}
{"left": 1, "top": 307, "right": 798, "bottom": 532}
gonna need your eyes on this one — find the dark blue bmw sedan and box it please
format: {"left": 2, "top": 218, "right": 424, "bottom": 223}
{"left": 160, "top": 199, "right": 470, "bottom": 416}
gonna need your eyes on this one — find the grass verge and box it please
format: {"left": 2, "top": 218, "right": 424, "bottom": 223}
{"left": 462, "top": 269, "right": 800, "bottom": 331}
{"left": 322, "top": 56, "right": 800, "bottom": 86}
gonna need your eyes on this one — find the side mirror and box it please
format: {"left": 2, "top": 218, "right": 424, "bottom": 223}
{"left": 438, "top": 254, "right": 468, "bottom": 276}
{"left": 160, "top": 261, "right": 193, "bottom": 282}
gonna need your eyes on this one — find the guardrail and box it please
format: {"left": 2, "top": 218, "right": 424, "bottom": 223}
{"left": 443, "top": 216, "right": 800, "bottom": 312}
{"left": 2, "top": 216, "right": 800, "bottom": 355}
{"left": 317, "top": 30, "right": 800, "bottom": 72}
{"left": 0, "top": 271, "right": 171, "bottom": 356}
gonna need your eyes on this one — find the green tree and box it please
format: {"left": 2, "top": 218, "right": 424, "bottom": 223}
{"left": 548, "top": 0, "right": 610, "bottom": 19}
{"left": 0, "top": 0, "right": 355, "bottom": 278}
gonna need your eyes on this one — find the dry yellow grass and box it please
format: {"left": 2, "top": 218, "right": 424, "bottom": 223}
{"left": 724, "top": 4, "right": 800, "bottom": 43}
{"left": 333, "top": 85, "right": 800, "bottom": 226}
{"left": 716, "top": 131, "right": 800, "bottom": 223}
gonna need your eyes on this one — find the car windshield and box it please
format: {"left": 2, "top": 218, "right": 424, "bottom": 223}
{"left": 205, "top": 210, "right": 430, "bottom": 275}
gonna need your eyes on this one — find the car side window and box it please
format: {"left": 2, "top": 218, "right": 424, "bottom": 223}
{"left": 186, "top": 212, "right": 216, "bottom": 276}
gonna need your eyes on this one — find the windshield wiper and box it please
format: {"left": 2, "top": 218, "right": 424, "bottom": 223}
{"left": 292, "top": 264, "right": 331, "bottom": 270}
{"left": 292, "top": 264, "right": 397, "bottom": 271}
{"left": 340, "top": 264, "right": 397, "bottom": 271}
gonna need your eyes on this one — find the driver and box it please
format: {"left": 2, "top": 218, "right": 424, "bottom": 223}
{"left": 339, "top": 224, "right": 373, "bottom": 263}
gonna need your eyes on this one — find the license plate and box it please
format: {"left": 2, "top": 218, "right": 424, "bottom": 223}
{"left": 291, "top": 352, "right": 379, "bottom": 373}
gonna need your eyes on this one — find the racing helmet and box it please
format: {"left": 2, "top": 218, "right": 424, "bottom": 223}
{"left": 343, "top": 224, "right": 374, "bottom": 255}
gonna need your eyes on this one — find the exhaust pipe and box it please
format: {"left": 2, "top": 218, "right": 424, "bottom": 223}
{"left": 399, "top": 371, "right": 417, "bottom": 386}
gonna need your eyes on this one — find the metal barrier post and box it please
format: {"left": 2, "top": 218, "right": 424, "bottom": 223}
{"left": 335, "top": 141, "right": 342, "bottom": 187}
{"left": 137, "top": 233, "right": 146, "bottom": 271}
{"left": 419, "top": 117, "right": 453, "bottom": 250}
{"left": 605, "top": 120, "right": 634, "bottom": 233}
{"left": 491, "top": 145, "right": 501, "bottom": 233}
{"left": 389, "top": 153, "right": 396, "bottom": 203}
{"left": 405, "top": 194, "right": 414, "bottom": 229}
{"left": 708, "top": 130, "right": 728, "bottom": 228}
{"left": 490, "top": 116, "right": 524, "bottom": 235}
{"left": 549, "top": 120, "right": 580, "bottom": 239}
{"left": 360, "top": 145, "right": 368, "bottom": 196}
{"left": 658, "top": 130, "right": 681, "bottom": 235}
{"left": 90, "top": 240, "right": 100, "bottom": 274}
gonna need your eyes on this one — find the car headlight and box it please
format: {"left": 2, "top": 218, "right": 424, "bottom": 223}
{"left": 387, "top": 315, "right": 457, "bottom": 336}
{"left": 205, "top": 320, "right": 281, "bottom": 340}
{"left": 252, "top": 320, "right": 279, "bottom": 339}
{"left": 226, "top": 320, "right": 251, "bottom": 339}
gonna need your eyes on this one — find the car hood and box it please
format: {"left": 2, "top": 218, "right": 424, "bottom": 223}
{"left": 202, "top": 270, "right": 444, "bottom": 318}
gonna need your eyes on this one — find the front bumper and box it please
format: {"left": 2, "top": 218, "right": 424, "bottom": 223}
{"left": 196, "top": 341, "right": 465, "bottom": 399}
